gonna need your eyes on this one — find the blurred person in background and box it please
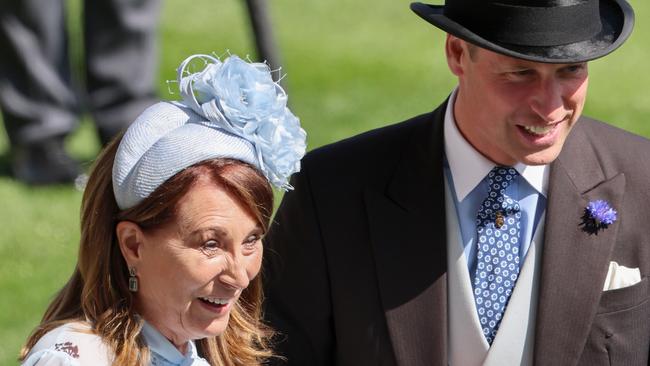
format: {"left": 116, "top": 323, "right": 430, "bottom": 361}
{"left": 264, "top": 0, "right": 650, "bottom": 365}
{"left": 0, "top": 0, "right": 160, "bottom": 185}
{"left": 18, "top": 54, "right": 306, "bottom": 365}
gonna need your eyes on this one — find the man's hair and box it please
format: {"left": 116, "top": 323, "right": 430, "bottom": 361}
{"left": 466, "top": 42, "right": 478, "bottom": 61}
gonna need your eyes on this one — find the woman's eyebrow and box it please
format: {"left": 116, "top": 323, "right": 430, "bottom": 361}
{"left": 187, "top": 226, "right": 229, "bottom": 238}
{"left": 246, "top": 225, "right": 264, "bottom": 237}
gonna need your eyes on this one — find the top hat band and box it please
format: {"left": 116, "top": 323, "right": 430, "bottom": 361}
{"left": 445, "top": 1, "right": 602, "bottom": 46}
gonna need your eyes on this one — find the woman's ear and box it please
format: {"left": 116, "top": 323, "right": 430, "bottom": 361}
{"left": 116, "top": 221, "right": 145, "bottom": 267}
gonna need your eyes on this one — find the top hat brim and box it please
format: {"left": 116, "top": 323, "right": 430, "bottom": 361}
{"left": 411, "top": 0, "right": 634, "bottom": 63}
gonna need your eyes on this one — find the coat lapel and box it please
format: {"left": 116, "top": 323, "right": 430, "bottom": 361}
{"left": 534, "top": 122, "right": 625, "bottom": 366}
{"left": 364, "top": 103, "right": 449, "bottom": 366}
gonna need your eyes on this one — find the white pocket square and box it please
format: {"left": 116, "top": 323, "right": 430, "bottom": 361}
{"left": 603, "top": 261, "right": 642, "bottom": 291}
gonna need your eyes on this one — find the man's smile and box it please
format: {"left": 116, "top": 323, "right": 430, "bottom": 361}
{"left": 520, "top": 124, "right": 556, "bottom": 136}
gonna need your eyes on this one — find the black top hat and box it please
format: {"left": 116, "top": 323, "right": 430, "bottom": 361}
{"left": 410, "top": 0, "right": 634, "bottom": 63}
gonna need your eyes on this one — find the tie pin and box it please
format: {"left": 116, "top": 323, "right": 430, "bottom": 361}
{"left": 495, "top": 211, "right": 505, "bottom": 228}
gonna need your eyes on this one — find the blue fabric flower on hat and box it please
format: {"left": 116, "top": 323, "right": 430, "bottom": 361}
{"left": 581, "top": 199, "right": 617, "bottom": 235}
{"left": 177, "top": 54, "right": 306, "bottom": 190}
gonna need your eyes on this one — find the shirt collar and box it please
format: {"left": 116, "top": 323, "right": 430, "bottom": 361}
{"left": 141, "top": 320, "right": 207, "bottom": 366}
{"left": 444, "top": 87, "right": 549, "bottom": 202}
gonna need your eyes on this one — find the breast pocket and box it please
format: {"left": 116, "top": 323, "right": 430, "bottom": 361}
{"left": 581, "top": 277, "right": 650, "bottom": 366}
{"left": 597, "top": 276, "right": 648, "bottom": 314}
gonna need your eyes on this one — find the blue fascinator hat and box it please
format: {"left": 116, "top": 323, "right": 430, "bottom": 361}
{"left": 112, "top": 54, "right": 307, "bottom": 210}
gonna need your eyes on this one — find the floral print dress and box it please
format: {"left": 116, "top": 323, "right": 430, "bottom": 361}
{"left": 21, "top": 321, "right": 209, "bottom": 366}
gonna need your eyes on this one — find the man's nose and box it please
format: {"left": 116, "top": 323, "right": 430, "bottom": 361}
{"left": 529, "top": 78, "right": 566, "bottom": 122}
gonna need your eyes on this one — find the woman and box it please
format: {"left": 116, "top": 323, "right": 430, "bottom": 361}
{"left": 19, "top": 54, "right": 306, "bottom": 365}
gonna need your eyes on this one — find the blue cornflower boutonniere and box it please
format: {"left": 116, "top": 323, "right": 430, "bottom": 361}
{"left": 581, "top": 200, "right": 618, "bottom": 235}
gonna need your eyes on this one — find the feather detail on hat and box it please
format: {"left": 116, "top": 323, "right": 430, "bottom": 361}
{"left": 177, "top": 54, "right": 306, "bottom": 191}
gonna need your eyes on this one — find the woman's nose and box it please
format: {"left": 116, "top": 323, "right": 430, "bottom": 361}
{"left": 219, "top": 254, "right": 250, "bottom": 290}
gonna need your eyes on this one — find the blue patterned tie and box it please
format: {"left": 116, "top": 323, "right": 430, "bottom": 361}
{"left": 473, "top": 166, "right": 521, "bottom": 345}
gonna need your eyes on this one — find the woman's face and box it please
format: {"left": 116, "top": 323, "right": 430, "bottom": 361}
{"left": 133, "top": 177, "right": 263, "bottom": 346}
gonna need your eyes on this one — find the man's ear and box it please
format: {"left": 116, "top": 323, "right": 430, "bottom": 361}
{"left": 116, "top": 221, "right": 145, "bottom": 267}
{"left": 445, "top": 34, "right": 466, "bottom": 77}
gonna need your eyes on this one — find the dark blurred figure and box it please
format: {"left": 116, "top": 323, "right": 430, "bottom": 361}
{"left": 0, "top": 0, "right": 161, "bottom": 184}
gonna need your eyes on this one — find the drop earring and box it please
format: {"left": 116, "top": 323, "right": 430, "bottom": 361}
{"left": 128, "top": 267, "right": 138, "bottom": 292}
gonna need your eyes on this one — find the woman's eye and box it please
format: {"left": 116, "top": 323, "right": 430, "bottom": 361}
{"left": 243, "top": 235, "right": 261, "bottom": 251}
{"left": 202, "top": 240, "right": 221, "bottom": 251}
{"left": 246, "top": 235, "right": 260, "bottom": 245}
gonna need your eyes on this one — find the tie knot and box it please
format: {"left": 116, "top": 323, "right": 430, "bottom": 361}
{"left": 487, "top": 166, "right": 519, "bottom": 194}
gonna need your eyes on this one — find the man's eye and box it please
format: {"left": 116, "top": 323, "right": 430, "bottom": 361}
{"left": 503, "top": 69, "right": 535, "bottom": 81}
{"left": 512, "top": 69, "right": 533, "bottom": 77}
{"left": 563, "top": 64, "right": 586, "bottom": 74}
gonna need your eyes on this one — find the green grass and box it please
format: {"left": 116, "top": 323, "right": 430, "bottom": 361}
{"left": 1, "top": 0, "right": 649, "bottom": 363}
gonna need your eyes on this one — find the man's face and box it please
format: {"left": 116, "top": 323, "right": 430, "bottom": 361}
{"left": 446, "top": 36, "right": 589, "bottom": 166}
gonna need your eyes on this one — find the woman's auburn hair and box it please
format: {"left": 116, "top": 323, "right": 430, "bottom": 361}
{"left": 20, "top": 134, "right": 275, "bottom": 365}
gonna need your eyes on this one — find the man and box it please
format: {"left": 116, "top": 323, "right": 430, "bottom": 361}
{"left": 0, "top": 0, "right": 160, "bottom": 184}
{"left": 264, "top": 0, "right": 649, "bottom": 365}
